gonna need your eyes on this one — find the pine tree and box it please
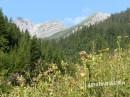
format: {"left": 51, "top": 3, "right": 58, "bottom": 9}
{"left": 29, "top": 36, "right": 42, "bottom": 75}
{"left": 0, "top": 9, "right": 9, "bottom": 52}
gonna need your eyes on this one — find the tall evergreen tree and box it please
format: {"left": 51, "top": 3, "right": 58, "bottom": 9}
{"left": 29, "top": 36, "right": 42, "bottom": 75}
{"left": 0, "top": 9, "right": 9, "bottom": 52}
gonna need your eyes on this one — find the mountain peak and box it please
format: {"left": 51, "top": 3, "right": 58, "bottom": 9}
{"left": 32, "top": 21, "right": 65, "bottom": 38}
{"left": 14, "top": 18, "right": 65, "bottom": 38}
{"left": 14, "top": 17, "right": 34, "bottom": 33}
{"left": 94, "top": 12, "right": 110, "bottom": 16}
{"left": 83, "top": 12, "right": 111, "bottom": 26}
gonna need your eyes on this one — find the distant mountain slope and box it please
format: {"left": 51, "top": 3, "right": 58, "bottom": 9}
{"left": 32, "top": 21, "right": 65, "bottom": 38}
{"left": 81, "top": 12, "right": 110, "bottom": 26}
{"left": 14, "top": 19, "right": 65, "bottom": 38}
{"left": 14, "top": 12, "right": 110, "bottom": 39}
{"left": 50, "top": 12, "right": 110, "bottom": 39}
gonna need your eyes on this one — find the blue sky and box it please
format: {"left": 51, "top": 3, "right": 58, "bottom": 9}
{"left": 0, "top": 0, "right": 130, "bottom": 25}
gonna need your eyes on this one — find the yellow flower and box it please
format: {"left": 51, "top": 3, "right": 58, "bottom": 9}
{"left": 79, "top": 68, "right": 86, "bottom": 77}
{"left": 80, "top": 72, "right": 86, "bottom": 77}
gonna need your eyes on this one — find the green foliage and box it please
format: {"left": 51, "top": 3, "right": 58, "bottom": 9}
{"left": 30, "top": 37, "right": 41, "bottom": 63}
{"left": 0, "top": 9, "right": 9, "bottom": 52}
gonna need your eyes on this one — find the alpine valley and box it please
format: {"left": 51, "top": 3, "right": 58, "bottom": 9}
{"left": 1, "top": 7, "right": 130, "bottom": 97}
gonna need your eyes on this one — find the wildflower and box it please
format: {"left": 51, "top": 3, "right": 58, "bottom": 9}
{"left": 79, "top": 51, "right": 88, "bottom": 61}
{"left": 17, "top": 75, "right": 26, "bottom": 86}
{"left": 80, "top": 72, "right": 86, "bottom": 77}
{"left": 79, "top": 67, "right": 86, "bottom": 77}
{"left": 80, "top": 51, "right": 87, "bottom": 55}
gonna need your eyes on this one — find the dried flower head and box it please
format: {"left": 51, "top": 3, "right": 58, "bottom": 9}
{"left": 79, "top": 51, "right": 88, "bottom": 61}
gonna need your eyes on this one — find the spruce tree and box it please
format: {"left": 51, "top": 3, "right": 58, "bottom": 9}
{"left": 0, "top": 9, "right": 9, "bottom": 52}
{"left": 29, "top": 36, "right": 42, "bottom": 76}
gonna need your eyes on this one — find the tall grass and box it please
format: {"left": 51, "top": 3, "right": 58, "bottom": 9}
{"left": 1, "top": 44, "right": 130, "bottom": 97}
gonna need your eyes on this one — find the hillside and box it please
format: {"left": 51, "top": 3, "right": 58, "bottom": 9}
{"left": 44, "top": 8, "right": 130, "bottom": 63}
{"left": 50, "top": 12, "right": 110, "bottom": 39}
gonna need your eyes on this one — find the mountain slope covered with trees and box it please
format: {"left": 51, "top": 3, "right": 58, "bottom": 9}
{"left": 45, "top": 8, "right": 130, "bottom": 62}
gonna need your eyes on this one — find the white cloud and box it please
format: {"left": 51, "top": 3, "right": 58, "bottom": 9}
{"left": 63, "top": 7, "right": 93, "bottom": 26}
{"left": 63, "top": 16, "right": 86, "bottom": 26}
